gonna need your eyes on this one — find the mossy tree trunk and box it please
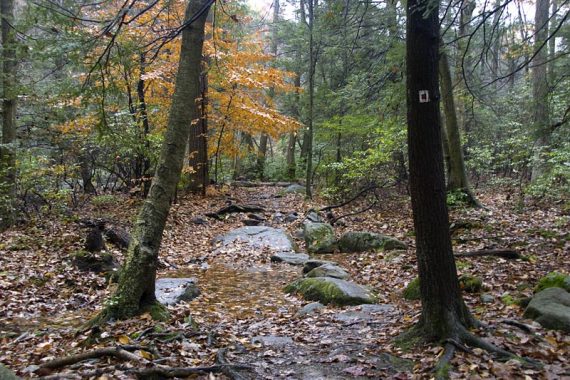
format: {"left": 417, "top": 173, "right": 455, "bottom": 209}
{"left": 405, "top": 0, "right": 475, "bottom": 341}
{"left": 0, "top": 0, "right": 17, "bottom": 230}
{"left": 439, "top": 51, "right": 479, "bottom": 206}
{"left": 98, "top": 0, "right": 211, "bottom": 321}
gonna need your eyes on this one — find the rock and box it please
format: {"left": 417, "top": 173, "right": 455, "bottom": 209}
{"left": 272, "top": 212, "right": 285, "bottom": 223}
{"left": 283, "top": 184, "right": 306, "bottom": 194}
{"left": 248, "top": 213, "right": 266, "bottom": 221}
{"left": 213, "top": 226, "right": 296, "bottom": 253}
{"left": 271, "top": 252, "right": 310, "bottom": 265}
{"left": 0, "top": 364, "right": 19, "bottom": 380}
{"left": 155, "top": 278, "right": 200, "bottom": 305}
{"left": 334, "top": 304, "right": 395, "bottom": 323}
{"left": 305, "top": 263, "right": 350, "bottom": 280}
{"left": 284, "top": 212, "right": 299, "bottom": 223}
{"left": 71, "top": 250, "right": 119, "bottom": 274}
{"left": 303, "top": 222, "right": 336, "bottom": 253}
{"left": 459, "top": 275, "right": 483, "bottom": 293}
{"left": 524, "top": 287, "right": 570, "bottom": 332}
{"left": 252, "top": 335, "right": 294, "bottom": 347}
{"left": 191, "top": 216, "right": 208, "bottom": 225}
{"left": 303, "top": 259, "right": 336, "bottom": 274}
{"left": 534, "top": 272, "right": 570, "bottom": 293}
{"left": 480, "top": 294, "right": 494, "bottom": 303}
{"left": 284, "top": 277, "right": 377, "bottom": 306}
{"left": 293, "top": 229, "right": 304, "bottom": 239}
{"left": 305, "top": 211, "right": 323, "bottom": 223}
{"left": 383, "top": 250, "right": 407, "bottom": 264}
{"left": 338, "top": 231, "right": 406, "bottom": 252}
{"left": 296, "top": 302, "right": 325, "bottom": 317}
{"left": 403, "top": 277, "right": 420, "bottom": 300}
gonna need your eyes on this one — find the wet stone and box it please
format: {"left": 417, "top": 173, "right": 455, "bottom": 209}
{"left": 271, "top": 252, "right": 310, "bottom": 265}
{"left": 155, "top": 278, "right": 200, "bottom": 305}
{"left": 213, "top": 226, "right": 296, "bottom": 253}
{"left": 305, "top": 263, "right": 350, "bottom": 280}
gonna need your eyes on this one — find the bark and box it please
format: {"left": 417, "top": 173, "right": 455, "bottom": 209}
{"left": 439, "top": 51, "right": 479, "bottom": 205}
{"left": 0, "top": 0, "right": 17, "bottom": 230}
{"left": 256, "top": 133, "right": 268, "bottom": 180}
{"left": 137, "top": 53, "right": 151, "bottom": 196}
{"left": 530, "top": 0, "right": 550, "bottom": 182}
{"left": 454, "top": 0, "right": 475, "bottom": 138}
{"left": 305, "top": 0, "right": 316, "bottom": 198}
{"left": 98, "top": 0, "right": 211, "bottom": 321}
{"left": 79, "top": 150, "right": 97, "bottom": 194}
{"left": 405, "top": 0, "right": 474, "bottom": 341}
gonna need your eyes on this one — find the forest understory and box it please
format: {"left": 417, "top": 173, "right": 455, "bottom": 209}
{"left": 0, "top": 185, "right": 568, "bottom": 379}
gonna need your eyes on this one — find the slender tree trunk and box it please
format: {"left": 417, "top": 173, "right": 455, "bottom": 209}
{"left": 305, "top": 0, "right": 315, "bottom": 198}
{"left": 97, "top": 0, "right": 211, "bottom": 322}
{"left": 439, "top": 51, "right": 479, "bottom": 205}
{"left": 0, "top": 0, "right": 17, "bottom": 230}
{"left": 404, "top": 0, "right": 474, "bottom": 341}
{"left": 531, "top": 0, "right": 550, "bottom": 182}
{"left": 137, "top": 53, "right": 152, "bottom": 196}
{"left": 256, "top": 134, "right": 268, "bottom": 180}
{"left": 454, "top": 0, "right": 475, "bottom": 140}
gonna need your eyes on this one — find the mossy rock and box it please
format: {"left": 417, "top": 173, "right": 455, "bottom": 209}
{"left": 534, "top": 272, "right": 570, "bottom": 293}
{"left": 524, "top": 287, "right": 570, "bottom": 332}
{"left": 71, "top": 250, "right": 119, "bottom": 274}
{"left": 403, "top": 277, "right": 420, "bottom": 300}
{"left": 0, "top": 364, "right": 19, "bottom": 380}
{"left": 284, "top": 277, "right": 376, "bottom": 306}
{"left": 303, "top": 222, "right": 336, "bottom": 253}
{"left": 338, "top": 231, "right": 406, "bottom": 253}
{"left": 459, "top": 275, "right": 483, "bottom": 293}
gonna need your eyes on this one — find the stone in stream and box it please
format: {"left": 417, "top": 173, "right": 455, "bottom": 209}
{"left": 283, "top": 183, "right": 306, "bottom": 195}
{"left": 305, "top": 263, "right": 350, "bottom": 280}
{"left": 284, "top": 277, "right": 377, "bottom": 306}
{"left": 338, "top": 231, "right": 406, "bottom": 253}
{"left": 155, "top": 278, "right": 200, "bottom": 305}
{"left": 524, "top": 287, "right": 570, "bottom": 332}
{"left": 271, "top": 252, "right": 310, "bottom": 265}
{"left": 213, "top": 226, "right": 296, "bottom": 253}
{"left": 303, "top": 222, "right": 336, "bottom": 253}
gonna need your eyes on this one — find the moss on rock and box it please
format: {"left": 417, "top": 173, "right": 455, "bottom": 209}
{"left": 534, "top": 272, "right": 570, "bottom": 293}
{"left": 403, "top": 277, "right": 421, "bottom": 300}
{"left": 284, "top": 277, "right": 376, "bottom": 306}
{"left": 459, "top": 275, "right": 483, "bottom": 293}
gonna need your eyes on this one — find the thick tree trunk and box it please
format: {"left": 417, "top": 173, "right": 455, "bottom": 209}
{"left": 530, "top": 0, "right": 550, "bottom": 182}
{"left": 98, "top": 0, "right": 211, "bottom": 321}
{"left": 405, "top": 0, "right": 474, "bottom": 341}
{"left": 439, "top": 51, "right": 479, "bottom": 205}
{"left": 0, "top": 0, "right": 17, "bottom": 230}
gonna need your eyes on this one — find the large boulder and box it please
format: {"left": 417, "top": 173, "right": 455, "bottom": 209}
{"left": 284, "top": 277, "right": 376, "bottom": 306}
{"left": 338, "top": 231, "right": 406, "bottom": 252}
{"left": 283, "top": 184, "right": 306, "bottom": 195}
{"left": 303, "top": 222, "right": 336, "bottom": 253}
{"left": 0, "top": 364, "right": 19, "bottom": 380}
{"left": 155, "top": 278, "right": 200, "bottom": 305}
{"left": 524, "top": 287, "right": 570, "bottom": 332}
{"left": 305, "top": 263, "right": 350, "bottom": 280}
{"left": 213, "top": 226, "right": 296, "bottom": 253}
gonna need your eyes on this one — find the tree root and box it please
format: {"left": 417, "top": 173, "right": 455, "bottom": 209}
{"left": 37, "top": 345, "right": 252, "bottom": 379}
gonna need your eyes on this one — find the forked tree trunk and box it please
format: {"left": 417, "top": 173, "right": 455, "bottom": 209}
{"left": 98, "top": 0, "right": 211, "bottom": 321}
{"left": 0, "top": 0, "right": 17, "bottom": 230}
{"left": 439, "top": 51, "right": 479, "bottom": 206}
{"left": 404, "top": 0, "right": 474, "bottom": 341}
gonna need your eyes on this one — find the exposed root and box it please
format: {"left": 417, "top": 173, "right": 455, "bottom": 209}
{"left": 433, "top": 342, "right": 456, "bottom": 380}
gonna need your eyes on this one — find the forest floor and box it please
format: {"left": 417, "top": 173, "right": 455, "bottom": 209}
{"left": 0, "top": 184, "right": 569, "bottom": 379}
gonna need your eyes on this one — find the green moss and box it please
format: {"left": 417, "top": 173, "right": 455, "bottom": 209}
{"left": 501, "top": 293, "right": 517, "bottom": 306}
{"left": 456, "top": 260, "right": 471, "bottom": 270}
{"left": 145, "top": 302, "right": 170, "bottom": 321}
{"left": 534, "top": 272, "right": 570, "bottom": 293}
{"left": 284, "top": 278, "right": 375, "bottom": 306}
{"left": 459, "top": 275, "right": 483, "bottom": 293}
{"left": 434, "top": 362, "right": 451, "bottom": 380}
{"left": 403, "top": 277, "right": 421, "bottom": 300}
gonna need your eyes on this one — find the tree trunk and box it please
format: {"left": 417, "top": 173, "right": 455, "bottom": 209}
{"left": 0, "top": 0, "right": 17, "bottom": 230}
{"left": 404, "top": 0, "right": 474, "bottom": 341}
{"left": 256, "top": 134, "right": 268, "bottom": 180}
{"left": 439, "top": 51, "right": 479, "bottom": 205}
{"left": 137, "top": 53, "right": 152, "bottom": 197}
{"left": 530, "top": 0, "right": 550, "bottom": 182}
{"left": 454, "top": 0, "right": 475, "bottom": 141}
{"left": 305, "top": 0, "right": 315, "bottom": 198}
{"left": 97, "top": 0, "right": 211, "bottom": 321}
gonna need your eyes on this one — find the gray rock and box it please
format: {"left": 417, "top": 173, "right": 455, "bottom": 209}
{"left": 303, "top": 222, "right": 336, "bottom": 253}
{"left": 338, "top": 231, "right": 406, "bottom": 252}
{"left": 247, "top": 213, "right": 266, "bottom": 221}
{"left": 296, "top": 302, "right": 325, "bottom": 317}
{"left": 305, "top": 211, "right": 324, "bottom": 223}
{"left": 284, "top": 277, "right": 377, "bottom": 306}
{"left": 305, "top": 263, "right": 350, "bottom": 280}
{"left": 191, "top": 216, "right": 208, "bottom": 225}
{"left": 71, "top": 251, "right": 119, "bottom": 274}
{"left": 284, "top": 184, "right": 306, "bottom": 194}
{"left": 271, "top": 252, "right": 310, "bottom": 265}
{"left": 252, "top": 335, "right": 294, "bottom": 347}
{"left": 303, "top": 259, "right": 336, "bottom": 274}
{"left": 243, "top": 219, "right": 263, "bottom": 226}
{"left": 0, "top": 364, "right": 19, "bottom": 380}
{"left": 524, "top": 287, "right": 570, "bottom": 332}
{"left": 284, "top": 213, "right": 299, "bottom": 223}
{"left": 293, "top": 229, "right": 304, "bottom": 239}
{"left": 480, "top": 294, "right": 494, "bottom": 303}
{"left": 272, "top": 212, "right": 285, "bottom": 223}
{"left": 156, "top": 278, "right": 200, "bottom": 305}
{"left": 213, "top": 226, "right": 296, "bottom": 253}
{"left": 334, "top": 304, "right": 395, "bottom": 323}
